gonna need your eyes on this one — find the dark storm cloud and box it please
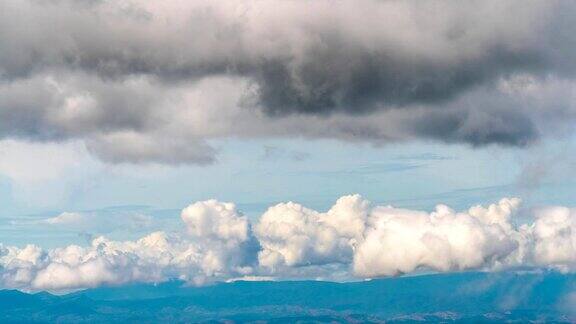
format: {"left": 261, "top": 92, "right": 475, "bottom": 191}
{"left": 0, "top": 0, "right": 574, "bottom": 163}
{"left": 253, "top": 42, "right": 545, "bottom": 116}
{"left": 410, "top": 109, "right": 539, "bottom": 147}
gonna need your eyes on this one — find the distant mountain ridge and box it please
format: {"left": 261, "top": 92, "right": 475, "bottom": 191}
{"left": 1, "top": 271, "right": 575, "bottom": 322}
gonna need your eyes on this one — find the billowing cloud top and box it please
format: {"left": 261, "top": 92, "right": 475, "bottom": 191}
{"left": 1, "top": 0, "right": 576, "bottom": 163}
{"left": 3, "top": 195, "right": 576, "bottom": 291}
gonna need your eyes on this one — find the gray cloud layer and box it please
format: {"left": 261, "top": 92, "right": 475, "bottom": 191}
{"left": 1, "top": 0, "right": 576, "bottom": 163}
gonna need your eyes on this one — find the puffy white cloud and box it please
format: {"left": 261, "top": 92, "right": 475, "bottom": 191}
{"left": 1, "top": 200, "right": 257, "bottom": 290}
{"left": 253, "top": 196, "right": 576, "bottom": 278}
{"left": 180, "top": 200, "right": 257, "bottom": 276}
{"left": 353, "top": 198, "right": 522, "bottom": 277}
{"left": 5, "top": 196, "right": 576, "bottom": 291}
{"left": 254, "top": 196, "right": 527, "bottom": 278}
{"left": 0, "top": 231, "right": 254, "bottom": 290}
{"left": 181, "top": 200, "right": 249, "bottom": 244}
{"left": 527, "top": 207, "right": 576, "bottom": 270}
{"left": 255, "top": 195, "right": 368, "bottom": 270}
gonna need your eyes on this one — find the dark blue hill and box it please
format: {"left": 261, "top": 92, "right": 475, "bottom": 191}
{"left": 1, "top": 271, "right": 575, "bottom": 322}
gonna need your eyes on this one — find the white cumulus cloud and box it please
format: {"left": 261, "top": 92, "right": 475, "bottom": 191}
{"left": 255, "top": 195, "right": 368, "bottom": 270}
{"left": 4, "top": 195, "right": 576, "bottom": 291}
{"left": 353, "top": 198, "right": 522, "bottom": 277}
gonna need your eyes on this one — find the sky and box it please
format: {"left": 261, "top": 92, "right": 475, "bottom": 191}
{"left": 2, "top": 0, "right": 576, "bottom": 291}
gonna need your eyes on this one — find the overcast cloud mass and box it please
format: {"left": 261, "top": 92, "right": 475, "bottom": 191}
{"left": 1, "top": 0, "right": 576, "bottom": 164}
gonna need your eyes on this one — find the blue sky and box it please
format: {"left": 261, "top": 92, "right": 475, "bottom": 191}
{"left": 2, "top": 136, "right": 576, "bottom": 248}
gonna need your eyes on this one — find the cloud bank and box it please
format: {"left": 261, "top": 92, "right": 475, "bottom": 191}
{"left": 1, "top": 0, "right": 576, "bottom": 163}
{"left": 3, "top": 195, "right": 576, "bottom": 291}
